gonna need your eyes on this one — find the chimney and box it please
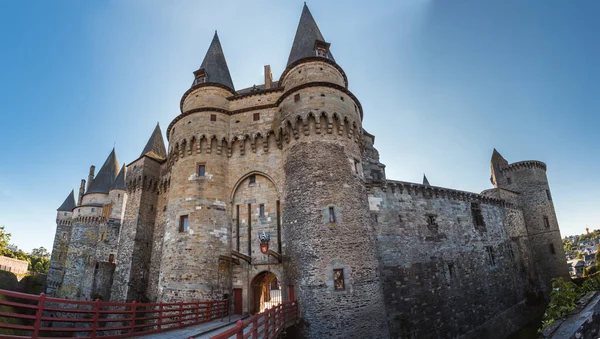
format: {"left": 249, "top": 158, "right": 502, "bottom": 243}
{"left": 264, "top": 65, "right": 273, "bottom": 89}
{"left": 78, "top": 179, "right": 86, "bottom": 205}
{"left": 86, "top": 165, "right": 95, "bottom": 191}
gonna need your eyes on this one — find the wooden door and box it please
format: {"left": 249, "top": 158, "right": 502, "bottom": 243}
{"left": 233, "top": 288, "right": 243, "bottom": 315}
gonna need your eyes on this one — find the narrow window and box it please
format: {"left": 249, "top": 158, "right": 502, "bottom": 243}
{"left": 353, "top": 159, "right": 360, "bottom": 174}
{"left": 210, "top": 114, "right": 217, "bottom": 122}
{"left": 294, "top": 93, "right": 300, "bottom": 102}
{"left": 507, "top": 177, "right": 512, "bottom": 185}
{"left": 485, "top": 246, "right": 496, "bottom": 267}
{"left": 544, "top": 216, "right": 550, "bottom": 228}
{"left": 546, "top": 190, "right": 552, "bottom": 201}
{"left": 253, "top": 113, "right": 260, "bottom": 121}
{"left": 249, "top": 175, "right": 256, "bottom": 185}
{"left": 427, "top": 215, "right": 436, "bottom": 225}
{"left": 91, "top": 208, "right": 95, "bottom": 212}
{"left": 259, "top": 204, "right": 265, "bottom": 217}
{"left": 198, "top": 164, "right": 206, "bottom": 177}
{"left": 333, "top": 269, "right": 345, "bottom": 290}
{"left": 63, "top": 212, "right": 67, "bottom": 216}
{"left": 117, "top": 194, "right": 120, "bottom": 199}
{"left": 236, "top": 205, "right": 240, "bottom": 251}
{"left": 179, "top": 215, "right": 189, "bottom": 232}
{"left": 340, "top": 96, "right": 344, "bottom": 101}
{"left": 62, "top": 233, "right": 67, "bottom": 239}
{"left": 108, "top": 254, "right": 115, "bottom": 263}
{"left": 508, "top": 245, "right": 515, "bottom": 261}
{"left": 398, "top": 215, "right": 403, "bottom": 223}
{"left": 329, "top": 207, "right": 336, "bottom": 223}
{"left": 471, "top": 202, "right": 486, "bottom": 229}
{"left": 549, "top": 243, "right": 556, "bottom": 255}
{"left": 447, "top": 263, "right": 455, "bottom": 280}
{"left": 354, "top": 104, "right": 358, "bottom": 113}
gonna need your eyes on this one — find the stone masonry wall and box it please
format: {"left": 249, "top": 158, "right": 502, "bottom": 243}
{"left": 371, "top": 182, "right": 539, "bottom": 338}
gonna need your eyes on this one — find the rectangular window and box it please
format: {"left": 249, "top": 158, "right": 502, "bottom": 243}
{"left": 549, "top": 243, "right": 556, "bottom": 255}
{"left": 91, "top": 208, "right": 95, "bottom": 212}
{"left": 447, "top": 263, "right": 455, "bottom": 280}
{"left": 236, "top": 205, "right": 240, "bottom": 251}
{"left": 546, "top": 189, "right": 552, "bottom": 201}
{"left": 109, "top": 254, "right": 115, "bottom": 263}
{"left": 485, "top": 246, "right": 496, "bottom": 267}
{"left": 333, "top": 269, "right": 345, "bottom": 291}
{"left": 259, "top": 204, "right": 265, "bottom": 217}
{"left": 507, "top": 177, "right": 512, "bottom": 184}
{"left": 398, "top": 215, "right": 403, "bottom": 222}
{"left": 249, "top": 175, "right": 256, "bottom": 185}
{"left": 471, "top": 202, "right": 486, "bottom": 229}
{"left": 179, "top": 215, "right": 189, "bottom": 232}
{"left": 294, "top": 93, "right": 300, "bottom": 102}
{"left": 329, "top": 207, "right": 336, "bottom": 223}
{"left": 62, "top": 233, "right": 67, "bottom": 239}
{"left": 427, "top": 215, "right": 436, "bottom": 225}
{"left": 508, "top": 245, "right": 515, "bottom": 261}
{"left": 544, "top": 216, "right": 550, "bottom": 228}
{"left": 210, "top": 114, "right": 217, "bottom": 122}
{"left": 198, "top": 164, "right": 206, "bottom": 177}
{"left": 353, "top": 159, "right": 360, "bottom": 174}
{"left": 253, "top": 113, "right": 260, "bottom": 121}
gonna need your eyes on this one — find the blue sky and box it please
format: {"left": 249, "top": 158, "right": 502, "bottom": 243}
{"left": 0, "top": 1, "right": 598, "bottom": 252}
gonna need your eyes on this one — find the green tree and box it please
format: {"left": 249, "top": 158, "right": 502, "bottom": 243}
{"left": 0, "top": 226, "right": 11, "bottom": 256}
{"left": 30, "top": 247, "right": 50, "bottom": 258}
{"left": 577, "top": 251, "right": 584, "bottom": 260}
{"left": 563, "top": 238, "right": 575, "bottom": 254}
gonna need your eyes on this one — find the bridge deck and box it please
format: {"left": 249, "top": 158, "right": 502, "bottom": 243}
{"left": 133, "top": 315, "right": 245, "bottom": 339}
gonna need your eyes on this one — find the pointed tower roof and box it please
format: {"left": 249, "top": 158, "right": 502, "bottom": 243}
{"left": 141, "top": 123, "right": 167, "bottom": 161}
{"left": 194, "top": 31, "right": 234, "bottom": 90}
{"left": 110, "top": 165, "right": 126, "bottom": 191}
{"left": 491, "top": 148, "right": 508, "bottom": 169}
{"left": 423, "top": 174, "right": 430, "bottom": 186}
{"left": 57, "top": 190, "right": 76, "bottom": 212}
{"left": 87, "top": 149, "right": 120, "bottom": 194}
{"left": 287, "top": 3, "right": 334, "bottom": 66}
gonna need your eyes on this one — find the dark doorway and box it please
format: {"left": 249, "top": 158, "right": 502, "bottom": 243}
{"left": 233, "top": 288, "right": 243, "bottom": 315}
{"left": 251, "top": 271, "right": 281, "bottom": 314}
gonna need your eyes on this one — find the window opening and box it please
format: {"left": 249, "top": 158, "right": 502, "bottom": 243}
{"left": 109, "top": 254, "right": 115, "bottom": 263}
{"left": 544, "top": 216, "right": 550, "bottom": 228}
{"left": 507, "top": 177, "right": 512, "bottom": 184}
{"left": 471, "top": 202, "right": 486, "bottom": 229}
{"left": 179, "top": 215, "right": 189, "bottom": 232}
{"left": 253, "top": 113, "right": 260, "bottom": 121}
{"left": 249, "top": 175, "right": 256, "bottom": 185}
{"left": 485, "top": 246, "right": 496, "bottom": 267}
{"left": 259, "top": 204, "right": 265, "bottom": 217}
{"left": 329, "top": 207, "right": 336, "bottom": 223}
{"left": 546, "top": 190, "right": 552, "bottom": 201}
{"left": 549, "top": 243, "right": 556, "bottom": 255}
{"left": 333, "top": 269, "right": 345, "bottom": 290}
{"left": 294, "top": 93, "right": 300, "bottom": 102}
{"left": 210, "top": 114, "right": 217, "bottom": 122}
{"left": 198, "top": 164, "right": 206, "bottom": 177}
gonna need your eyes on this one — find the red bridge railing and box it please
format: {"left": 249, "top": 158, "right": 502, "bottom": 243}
{"left": 0, "top": 288, "right": 228, "bottom": 339}
{"left": 210, "top": 301, "right": 298, "bottom": 339}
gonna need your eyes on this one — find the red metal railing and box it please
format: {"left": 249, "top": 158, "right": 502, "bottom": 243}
{"left": 210, "top": 301, "right": 298, "bottom": 339}
{"left": 0, "top": 288, "right": 228, "bottom": 339}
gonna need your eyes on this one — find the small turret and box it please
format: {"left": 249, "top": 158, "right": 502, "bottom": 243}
{"left": 110, "top": 165, "right": 126, "bottom": 191}
{"left": 57, "top": 190, "right": 76, "bottom": 212}
{"left": 423, "top": 174, "right": 430, "bottom": 186}
{"left": 140, "top": 123, "right": 167, "bottom": 162}
{"left": 86, "top": 149, "right": 120, "bottom": 194}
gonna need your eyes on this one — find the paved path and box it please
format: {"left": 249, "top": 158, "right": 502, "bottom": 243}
{"left": 133, "top": 315, "right": 246, "bottom": 339}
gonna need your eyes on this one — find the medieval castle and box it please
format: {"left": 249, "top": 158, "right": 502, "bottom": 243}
{"left": 47, "top": 5, "right": 569, "bottom": 338}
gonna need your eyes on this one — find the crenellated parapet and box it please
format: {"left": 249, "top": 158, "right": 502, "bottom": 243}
{"left": 386, "top": 180, "right": 516, "bottom": 209}
{"left": 501, "top": 160, "right": 547, "bottom": 173}
{"left": 72, "top": 216, "right": 107, "bottom": 224}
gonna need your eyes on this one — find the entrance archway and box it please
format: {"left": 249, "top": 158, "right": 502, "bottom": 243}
{"left": 251, "top": 271, "right": 281, "bottom": 313}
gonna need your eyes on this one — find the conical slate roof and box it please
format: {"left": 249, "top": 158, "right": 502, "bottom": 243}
{"left": 57, "top": 190, "right": 76, "bottom": 212}
{"left": 287, "top": 3, "right": 334, "bottom": 66}
{"left": 140, "top": 123, "right": 167, "bottom": 161}
{"left": 423, "top": 174, "right": 430, "bottom": 186}
{"left": 110, "top": 165, "right": 126, "bottom": 191}
{"left": 87, "top": 149, "right": 120, "bottom": 194}
{"left": 194, "top": 31, "right": 234, "bottom": 90}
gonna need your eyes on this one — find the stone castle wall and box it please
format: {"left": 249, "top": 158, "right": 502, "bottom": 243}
{"left": 369, "top": 181, "right": 540, "bottom": 338}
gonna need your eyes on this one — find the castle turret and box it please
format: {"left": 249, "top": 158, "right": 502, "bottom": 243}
{"left": 279, "top": 5, "right": 389, "bottom": 338}
{"left": 491, "top": 150, "right": 569, "bottom": 295}
{"left": 47, "top": 190, "right": 76, "bottom": 296}
{"left": 111, "top": 126, "right": 165, "bottom": 302}
{"left": 59, "top": 149, "right": 120, "bottom": 300}
{"left": 159, "top": 34, "right": 234, "bottom": 302}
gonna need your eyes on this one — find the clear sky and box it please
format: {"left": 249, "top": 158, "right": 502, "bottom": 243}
{"left": 0, "top": 1, "right": 598, "bottom": 252}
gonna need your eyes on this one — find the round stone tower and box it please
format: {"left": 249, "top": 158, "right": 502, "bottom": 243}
{"left": 278, "top": 5, "right": 389, "bottom": 338}
{"left": 159, "top": 32, "right": 234, "bottom": 302}
{"left": 491, "top": 150, "right": 570, "bottom": 295}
